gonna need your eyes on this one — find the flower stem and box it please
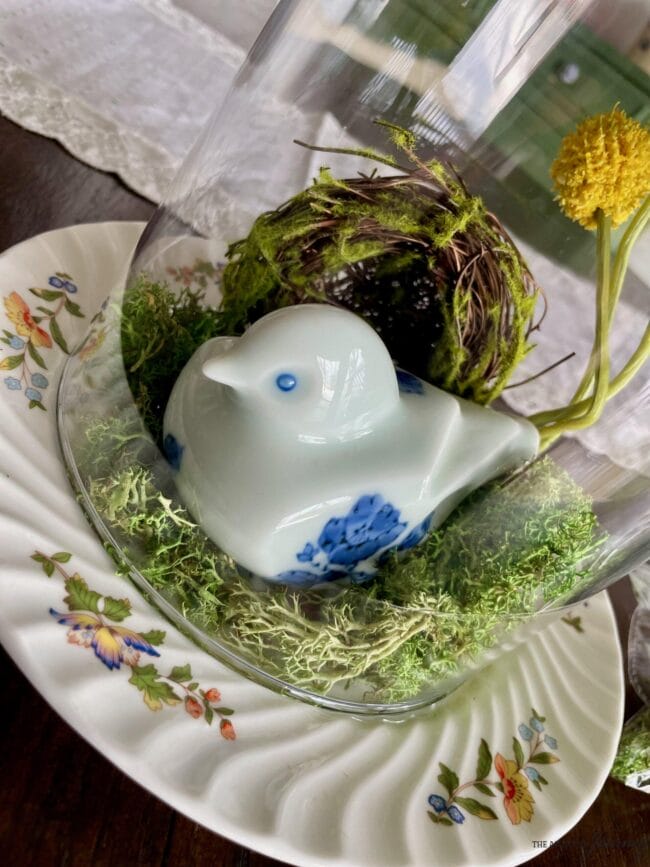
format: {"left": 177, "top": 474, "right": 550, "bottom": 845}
{"left": 534, "top": 211, "right": 612, "bottom": 448}
{"left": 21, "top": 348, "right": 33, "bottom": 386}
{"left": 448, "top": 779, "right": 479, "bottom": 802}
{"left": 610, "top": 195, "right": 650, "bottom": 317}
{"left": 35, "top": 550, "right": 71, "bottom": 581}
{"left": 532, "top": 196, "right": 650, "bottom": 433}
{"left": 533, "top": 320, "right": 650, "bottom": 437}
{"left": 529, "top": 731, "right": 542, "bottom": 762}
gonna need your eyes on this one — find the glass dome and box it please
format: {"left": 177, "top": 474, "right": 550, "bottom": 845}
{"left": 57, "top": 0, "right": 650, "bottom": 714}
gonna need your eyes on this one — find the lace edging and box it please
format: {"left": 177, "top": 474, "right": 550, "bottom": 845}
{"left": 0, "top": 56, "right": 177, "bottom": 202}
{"left": 136, "top": 0, "right": 247, "bottom": 67}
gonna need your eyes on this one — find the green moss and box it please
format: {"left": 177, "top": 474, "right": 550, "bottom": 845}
{"left": 79, "top": 404, "right": 602, "bottom": 703}
{"left": 88, "top": 462, "right": 237, "bottom": 622}
{"left": 121, "top": 273, "right": 225, "bottom": 443}
{"left": 89, "top": 132, "right": 598, "bottom": 703}
{"left": 611, "top": 706, "right": 650, "bottom": 784}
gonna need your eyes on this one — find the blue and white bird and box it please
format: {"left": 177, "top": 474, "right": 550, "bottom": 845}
{"left": 163, "top": 304, "right": 539, "bottom": 585}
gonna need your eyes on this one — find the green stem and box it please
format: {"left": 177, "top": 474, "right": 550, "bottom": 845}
{"left": 539, "top": 212, "right": 611, "bottom": 439}
{"left": 538, "top": 321, "right": 650, "bottom": 442}
{"left": 611, "top": 195, "right": 650, "bottom": 318}
{"left": 609, "top": 320, "right": 650, "bottom": 393}
{"left": 531, "top": 211, "right": 613, "bottom": 448}
{"left": 538, "top": 196, "right": 650, "bottom": 424}
{"left": 35, "top": 550, "right": 71, "bottom": 581}
{"left": 293, "top": 139, "right": 405, "bottom": 173}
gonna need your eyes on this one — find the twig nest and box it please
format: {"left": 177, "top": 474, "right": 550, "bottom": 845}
{"left": 221, "top": 138, "right": 540, "bottom": 404}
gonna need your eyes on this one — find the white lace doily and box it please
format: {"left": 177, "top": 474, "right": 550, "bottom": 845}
{"left": 0, "top": 0, "right": 275, "bottom": 200}
{"left": 0, "top": 0, "right": 647, "bottom": 471}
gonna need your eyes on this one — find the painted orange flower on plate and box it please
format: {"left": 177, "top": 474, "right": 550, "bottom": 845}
{"left": 494, "top": 753, "right": 535, "bottom": 824}
{"left": 4, "top": 292, "right": 52, "bottom": 347}
{"left": 428, "top": 709, "right": 558, "bottom": 828}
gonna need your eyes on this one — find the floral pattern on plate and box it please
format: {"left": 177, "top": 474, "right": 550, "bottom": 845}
{"left": 1, "top": 273, "right": 83, "bottom": 409}
{"left": 561, "top": 613, "right": 584, "bottom": 632}
{"left": 166, "top": 259, "right": 224, "bottom": 289}
{"left": 35, "top": 549, "right": 236, "bottom": 739}
{"left": 427, "top": 708, "right": 559, "bottom": 827}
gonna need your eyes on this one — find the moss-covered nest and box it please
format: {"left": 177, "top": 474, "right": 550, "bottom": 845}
{"left": 122, "top": 129, "right": 543, "bottom": 444}
{"left": 219, "top": 125, "right": 541, "bottom": 406}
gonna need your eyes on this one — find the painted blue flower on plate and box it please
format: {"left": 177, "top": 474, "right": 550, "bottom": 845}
{"left": 49, "top": 274, "right": 78, "bottom": 294}
{"left": 428, "top": 795, "right": 465, "bottom": 824}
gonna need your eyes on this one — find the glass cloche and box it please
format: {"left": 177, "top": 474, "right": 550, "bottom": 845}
{"left": 57, "top": 0, "right": 650, "bottom": 714}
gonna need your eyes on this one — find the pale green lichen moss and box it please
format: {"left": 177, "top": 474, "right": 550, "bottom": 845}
{"left": 79, "top": 410, "right": 602, "bottom": 702}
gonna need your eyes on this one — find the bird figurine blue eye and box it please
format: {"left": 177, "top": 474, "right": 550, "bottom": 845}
{"left": 163, "top": 304, "right": 539, "bottom": 586}
{"left": 276, "top": 372, "right": 297, "bottom": 392}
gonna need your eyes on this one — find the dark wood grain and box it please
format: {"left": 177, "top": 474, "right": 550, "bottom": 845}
{"left": 0, "top": 115, "right": 154, "bottom": 251}
{"left": 0, "top": 113, "right": 648, "bottom": 866}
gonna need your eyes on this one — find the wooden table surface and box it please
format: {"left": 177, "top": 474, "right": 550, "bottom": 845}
{"left": 0, "top": 114, "right": 648, "bottom": 866}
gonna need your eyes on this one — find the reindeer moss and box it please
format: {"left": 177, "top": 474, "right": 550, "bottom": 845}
{"left": 81, "top": 407, "right": 601, "bottom": 703}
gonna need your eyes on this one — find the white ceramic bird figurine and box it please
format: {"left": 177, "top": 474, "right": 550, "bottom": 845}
{"left": 163, "top": 304, "right": 539, "bottom": 585}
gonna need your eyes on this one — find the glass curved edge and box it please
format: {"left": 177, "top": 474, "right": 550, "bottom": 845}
{"left": 56, "top": 354, "right": 467, "bottom": 717}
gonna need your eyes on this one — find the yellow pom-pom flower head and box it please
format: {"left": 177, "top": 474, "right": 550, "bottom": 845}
{"left": 551, "top": 107, "right": 650, "bottom": 229}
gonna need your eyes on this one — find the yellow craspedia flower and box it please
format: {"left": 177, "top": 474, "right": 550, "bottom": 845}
{"left": 551, "top": 107, "right": 650, "bottom": 229}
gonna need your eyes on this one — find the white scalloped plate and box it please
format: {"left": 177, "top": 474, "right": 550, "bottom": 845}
{"left": 0, "top": 222, "right": 624, "bottom": 867}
